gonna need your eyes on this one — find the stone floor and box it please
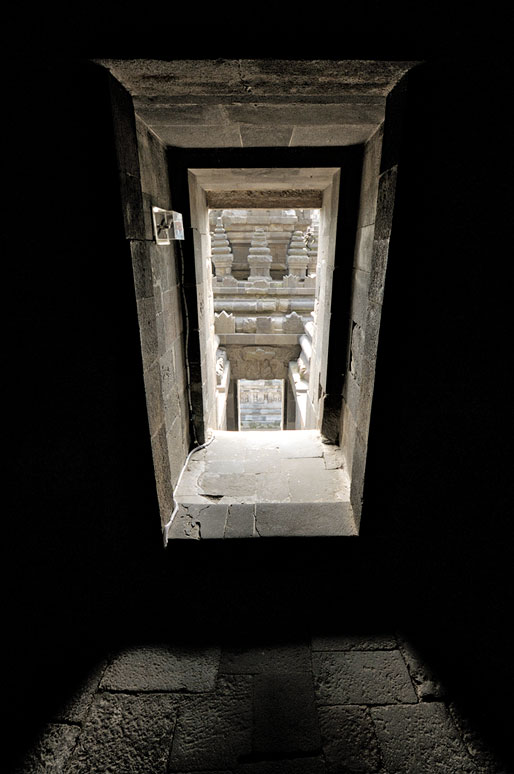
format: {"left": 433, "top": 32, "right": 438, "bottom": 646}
{"left": 15, "top": 633, "right": 507, "bottom": 773}
{"left": 169, "top": 431, "right": 356, "bottom": 540}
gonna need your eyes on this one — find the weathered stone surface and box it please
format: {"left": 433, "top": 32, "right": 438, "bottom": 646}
{"left": 255, "top": 502, "right": 356, "bottom": 537}
{"left": 357, "top": 124, "right": 383, "bottom": 229}
{"left": 200, "top": 473, "right": 257, "bottom": 498}
{"left": 225, "top": 504, "right": 256, "bottom": 538}
{"left": 220, "top": 644, "right": 311, "bottom": 675}
{"left": 130, "top": 240, "right": 154, "bottom": 300}
{"left": 168, "top": 675, "right": 253, "bottom": 771}
{"left": 371, "top": 703, "right": 478, "bottom": 773}
{"left": 194, "top": 503, "right": 228, "bottom": 539}
{"left": 253, "top": 673, "right": 321, "bottom": 756}
{"left": 313, "top": 650, "right": 417, "bottom": 705}
{"left": 368, "top": 238, "right": 390, "bottom": 305}
{"left": 240, "top": 125, "right": 294, "bottom": 147}
{"left": 100, "top": 645, "right": 220, "bottom": 692}
{"left": 318, "top": 705, "right": 381, "bottom": 773}
{"left": 374, "top": 166, "right": 398, "bottom": 241}
{"left": 312, "top": 633, "right": 397, "bottom": 651}
{"left": 67, "top": 693, "right": 178, "bottom": 774}
{"left": 290, "top": 125, "right": 375, "bottom": 146}
{"left": 14, "top": 723, "right": 80, "bottom": 774}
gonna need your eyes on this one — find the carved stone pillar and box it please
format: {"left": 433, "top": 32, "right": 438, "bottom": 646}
{"left": 286, "top": 230, "right": 309, "bottom": 277}
{"left": 247, "top": 228, "right": 272, "bottom": 281}
{"left": 210, "top": 217, "right": 234, "bottom": 279}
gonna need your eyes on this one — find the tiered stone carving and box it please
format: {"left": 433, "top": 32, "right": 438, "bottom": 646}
{"left": 247, "top": 228, "right": 272, "bottom": 281}
{"left": 210, "top": 217, "right": 234, "bottom": 280}
{"left": 286, "top": 230, "right": 309, "bottom": 278}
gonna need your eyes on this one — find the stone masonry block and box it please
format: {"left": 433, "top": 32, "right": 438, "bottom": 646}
{"left": 194, "top": 503, "right": 228, "bottom": 539}
{"left": 368, "top": 238, "right": 390, "bottom": 305}
{"left": 371, "top": 703, "right": 478, "bottom": 774}
{"left": 100, "top": 645, "right": 220, "bottom": 692}
{"left": 130, "top": 240, "right": 154, "bottom": 300}
{"left": 225, "top": 504, "right": 256, "bottom": 538}
{"left": 66, "top": 693, "right": 178, "bottom": 774}
{"left": 136, "top": 296, "right": 159, "bottom": 372}
{"left": 350, "top": 268, "right": 371, "bottom": 329}
{"left": 168, "top": 675, "right": 253, "bottom": 771}
{"left": 313, "top": 650, "right": 417, "bottom": 705}
{"left": 253, "top": 673, "right": 321, "bottom": 757}
{"left": 353, "top": 223, "right": 375, "bottom": 273}
{"left": 119, "top": 170, "right": 145, "bottom": 240}
{"left": 143, "top": 359, "right": 164, "bottom": 438}
{"left": 374, "top": 166, "right": 398, "bottom": 241}
{"left": 357, "top": 124, "right": 383, "bottom": 229}
{"left": 318, "top": 705, "right": 381, "bottom": 774}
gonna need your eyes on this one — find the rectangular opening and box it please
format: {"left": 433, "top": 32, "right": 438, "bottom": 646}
{"left": 238, "top": 379, "right": 284, "bottom": 431}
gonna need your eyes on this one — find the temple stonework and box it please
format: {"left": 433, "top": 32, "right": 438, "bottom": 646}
{"left": 210, "top": 209, "right": 320, "bottom": 430}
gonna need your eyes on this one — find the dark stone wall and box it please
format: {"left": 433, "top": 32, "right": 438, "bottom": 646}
{"left": 8, "top": 61, "right": 169, "bottom": 765}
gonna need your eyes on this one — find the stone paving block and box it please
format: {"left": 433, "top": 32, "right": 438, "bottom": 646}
{"left": 53, "top": 661, "right": 107, "bottom": 722}
{"left": 313, "top": 650, "right": 417, "bottom": 705}
{"left": 318, "top": 705, "right": 381, "bottom": 773}
{"left": 14, "top": 723, "right": 81, "bottom": 774}
{"left": 255, "top": 470, "right": 291, "bottom": 501}
{"left": 253, "top": 673, "right": 321, "bottom": 756}
{"left": 397, "top": 635, "right": 446, "bottom": 701}
{"left": 67, "top": 692, "right": 178, "bottom": 774}
{"left": 371, "top": 703, "right": 479, "bottom": 773}
{"left": 225, "top": 504, "right": 256, "bottom": 538}
{"left": 167, "top": 507, "right": 201, "bottom": 540}
{"left": 168, "top": 675, "right": 253, "bottom": 771}
{"left": 195, "top": 503, "right": 228, "bottom": 539}
{"left": 255, "top": 502, "right": 357, "bottom": 537}
{"left": 312, "top": 633, "right": 397, "bottom": 652}
{"left": 100, "top": 645, "right": 220, "bottom": 692}
{"left": 200, "top": 472, "right": 257, "bottom": 498}
{"left": 219, "top": 644, "right": 311, "bottom": 675}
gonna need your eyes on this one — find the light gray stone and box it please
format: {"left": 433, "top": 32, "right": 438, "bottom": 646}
{"left": 225, "top": 504, "right": 256, "bottom": 538}
{"left": 194, "top": 503, "right": 228, "bottom": 539}
{"left": 255, "top": 502, "right": 356, "bottom": 537}
{"left": 67, "top": 693, "right": 178, "bottom": 774}
{"left": 168, "top": 675, "right": 253, "bottom": 771}
{"left": 100, "top": 645, "right": 220, "bottom": 692}
{"left": 14, "top": 723, "right": 81, "bottom": 774}
{"left": 253, "top": 673, "right": 321, "bottom": 756}
{"left": 318, "top": 705, "right": 381, "bottom": 773}
{"left": 313, "top": 650, "right": 417, "bottom": 705}
{"left": 371, "top": 703, "right": 478, "bottom": 774}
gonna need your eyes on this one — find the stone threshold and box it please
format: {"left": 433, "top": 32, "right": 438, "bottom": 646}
{"left": 169, "top": 430, "right": 357, "bottom": 540}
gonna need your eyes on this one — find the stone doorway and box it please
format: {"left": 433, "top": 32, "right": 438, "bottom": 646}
{"left": 210, "top": 206, "right": 322, "bottom": 432}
